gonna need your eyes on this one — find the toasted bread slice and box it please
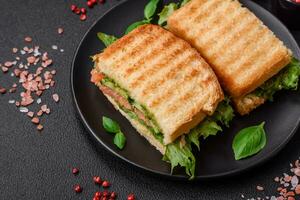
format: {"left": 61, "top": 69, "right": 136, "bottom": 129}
{"left": 168, "top": 0, "right": 292, "bottom": 99}
{"left": 93, "top": 24, "right": 223, "bottom": 144}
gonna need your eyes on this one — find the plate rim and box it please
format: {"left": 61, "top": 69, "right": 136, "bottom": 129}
{"left": 70, "top": 0, "right": 300, "bottom": 180}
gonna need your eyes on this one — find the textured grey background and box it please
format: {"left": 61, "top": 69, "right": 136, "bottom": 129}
{"left": 0, "top": 0, "right": 300, "bottom": 199}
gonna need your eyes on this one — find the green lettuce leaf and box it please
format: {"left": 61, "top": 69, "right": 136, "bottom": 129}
{"left": 97, "top": 32, "right": 118, "bottom": 47}
{"left": 163, "top": 140, "right": 195, "bottom": 179}
{"left": 188, "top": 99, "right": 234, "bottom": 147}
{"left": 187, "top": 120, "right": 222, "bottom": 150}
{"left": 158, "top": 3, "right": 178, "bottom": 26}
{"left": 198, "top": 120, "right": 222, "bottom": 139}
{"left": 165, "top": 99, "right": 234, "bottom": 178}
{"left": 254, "top": 57, "right": 300, "bottom": 101}
{"left": 180, "top": 0, "right": 190, "bottom": 7}
{"left": 125, "top": 19, "right": 151, "bottom": 34}
{"left": 211, "top": 97, "right": 235, "bottom": 127}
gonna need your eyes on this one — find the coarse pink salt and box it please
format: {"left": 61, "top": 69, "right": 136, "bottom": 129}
{"left": 27, "top": 56, "right": 36, "bottom": 64}
{"left": 37, "top": 124, "right": 43, "bottom": 131}
{"left": 52, "top": 94, "right": 59, "bottom": 102}
{"left": 58, "top": 28, "right": 64, "bottom": 34}
{"left": 31, "top": 117, "right": 40, "bottom": 124}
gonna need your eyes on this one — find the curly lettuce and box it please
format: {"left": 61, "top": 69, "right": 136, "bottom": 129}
{"left": 163, "top": 99, "right": 234, "bottom": 179}
{"left": 163, "top": 140, "right": 195, "bottom": 178}
{"left": 254, "top": 57, "right": 300, "bottom": 101}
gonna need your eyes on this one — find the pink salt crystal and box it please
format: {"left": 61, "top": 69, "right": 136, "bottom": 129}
{"left": 58, "top": 27, "right": 64, "bottom": 34}
{"left": 294, "top": 168, "right": 300, "bottom": 177}
{"left": 4, "top": 61, "right": 13, "bottom": 67}
{"left": 12, "top": 48, "right": 18, "bottom": 53}
{"left": 27, "top": 56, "right": 36, "bottom": 64}
{"left": 52, "top": 94, "right": 59, "bottom": 102}
{"left": 2, "top": 67, "right": 8, "bottom": 73}
{"left": 41, "top": 104, "right": 47, "bottom": 112}
{"left": 27, "top": 112, "right": 34, "bottom": 118}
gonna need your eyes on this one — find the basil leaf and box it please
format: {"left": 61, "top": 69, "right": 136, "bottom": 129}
{"left": 125, "top": 20, "right": 150, "bottom": 34}
{"left": 158, "top": 3, "right": 178, "bottom": 26}
{"left": 232, "top": 122, "right": 267, "bottom": 160}
{"left": 144, "top": 0, "right": 161, "bottom": 20}
{"left": 113, "top": 131, "right": 126, "bottom": 149}
{"left": 102, "top": 116, "right": 120, "bottom": 133}
{"left": 180, "top": 0, "right": 190, "bottom": 7}
{"left": 97, "top": 32, "right": 118, "bottom": 47}
{"left": 163, "top": 140, "right": 195, "bottom": 179}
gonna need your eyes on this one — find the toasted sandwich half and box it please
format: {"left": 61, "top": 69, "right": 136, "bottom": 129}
{"left": 91, "top": 24, "right": 223, "bottom": 152}
{"left": 167, "top": 0, "right": 298, "bottom": 115}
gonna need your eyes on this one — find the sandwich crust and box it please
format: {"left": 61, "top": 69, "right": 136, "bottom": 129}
{"left": 168, "top": 0, "right": 292, "bottom": 100}
{"left": 94, "top": 24, "right": 223, "bottom": 144}
{"left": 233, "top": 94, "right": 266, "bottom": 115}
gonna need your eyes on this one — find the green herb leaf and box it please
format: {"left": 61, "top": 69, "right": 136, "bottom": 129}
{"left": 212, "top": 97, "right": 235, "bottom": 127}
{"left": 187, "top": 120, "right": 222, "bottom": 150}
{"left": 125, "top": 20, "right": 150, "bottom": 34}
{"left": 180, "top": 0, "right": 190, "bottom": 7}
{"left": 144, "top": 0, "right": 161, "bottom": 20}
{"left": 158, "top": 3, "right": 178, "bottom": 26}
{"left": 102, "top": 116, "right": 120, "bottom": 133}
{"left": 187, "top": 98, "right": 234, "bottom": 149}
{"left": 163, "top": 140, "right": 195, "bottom": 179}
{"left": 198, "top": 120, "right": 222, "bottom": 139}
{"left": 187, "top": 128, "right": 201, "bottom": 150}
{"left": 232, "top": 122, "right": 267, "bottom": 160}
{"left": 254, "top": 57, "right": 300, "bottom": 101}
{"left": 97, "top": 32, "right": 118, "bottom": 47}
{"left": 113, "top": 131, "right": 126, "bottom": 149}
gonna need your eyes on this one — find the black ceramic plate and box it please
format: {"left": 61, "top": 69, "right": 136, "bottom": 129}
{"left": 71, "top": 0, "right": 300, "bottom": 180}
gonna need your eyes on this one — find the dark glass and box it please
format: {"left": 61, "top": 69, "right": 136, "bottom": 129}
{"left": 272, "top": 0, "right": 300, "bottom": 30}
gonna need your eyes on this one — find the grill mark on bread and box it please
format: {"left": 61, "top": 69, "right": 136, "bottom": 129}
{"left": 192, "top": 0, "right": 228, "bottom": 25}
{"left": 235, "top": 43, "right": 287, "bottom": 92}
{"left": 100, "top": 34, "right": 136, "bottom": 60}
{"left": 112, "top": 34, "right": 159, "bottom": 71}
{"left": 165, "top": 75, "right": 213, "bottom": 115}
{"left": 196, "top": 9, "right": 250, "bottom": 59}
{"left": 192, "top": 7, "right": 241, "bottom": 57}
{"left": 182, "top": 0, "right": 221, "bottom": 24}
{"left": 100, "top": 30, "right": 152, "bottom": 62}
{"left": 124, "top": 35, "right": 177, "bottom": 78}
{"left": 216, "top": 24, "right": 268, "bottom": 78}
{"left": 141, "top": 52, "right": 195, "bottom": 98}
{"left": 207, "top": 17, "right": 260, "bottom": 68}
{"left": 196, "top": 1, "right": 237, "bottom": 35}
{"left": 149, "top": 64, "right": 201, "bottom": 108}
{"left": 130, "top": 42, "right": 185, "bottom": 89}
{"left": 168, "top": 0, "right": 292, "bottom": 98}
{"left": 233, "top": 32, "right": 276, "bottom": 79}
{"left": 167, "top": 90, "right": 195, "bottom": 114}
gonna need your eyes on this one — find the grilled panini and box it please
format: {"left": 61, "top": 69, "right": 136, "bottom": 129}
{"left": 168, "top": 0, "right": 292, "bottom": 115}
{"left": 91, "top": 24, "right": 223, "bottom": 149}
